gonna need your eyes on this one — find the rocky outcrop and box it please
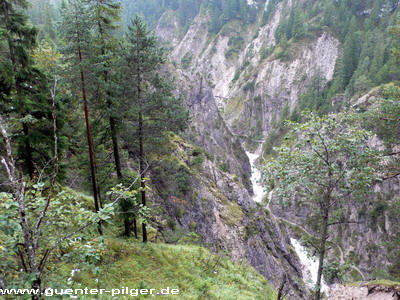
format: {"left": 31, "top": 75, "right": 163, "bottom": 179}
{"left": 163, "top": 3, "right": 339, "bottom": 139}
{"left": 330, "top": 283, "right": 400, "bottom": 300}
{"left": 152, "top": 80, "right": 309, "bottom": 298}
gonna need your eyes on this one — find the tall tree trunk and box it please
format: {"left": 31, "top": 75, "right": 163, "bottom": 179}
{"left": 123, "top": 218, "right": 131, "bottom": 237}
{"left": 133, "top": 218, "right": 138, "bottom": 238}
{"left": 110, "top": 116, "right": 123, "bottom": 179}
{"left": 22, "top": 122, "right": 35, "bottom": 179}
{"left": 138, "top": 111, "right": 147, "bottom": 243}
{"left": 31, "top": 275, "right": 41, "bottom": 300}
{"left": 315, "top": 207, "right": 329, "bottom": 300}
{"left": 76, "top": 32, "right": 102, "bottom": 235}
{"left": 96, "top": 16, "right": 126, "bottom": 234}
{"left": 94, "top": 0, "right": 123, "bottom": 181}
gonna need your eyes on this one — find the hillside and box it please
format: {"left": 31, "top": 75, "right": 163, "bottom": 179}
{"left": 51, "top": 238, "right": 278, "bottom": 299}
{"left": 0, "top": 0, "right": 399, "bottom": 299}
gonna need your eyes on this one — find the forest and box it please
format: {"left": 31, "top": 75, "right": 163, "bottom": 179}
{"left": 1, "top": 0, "right": 400, "bottom": 299}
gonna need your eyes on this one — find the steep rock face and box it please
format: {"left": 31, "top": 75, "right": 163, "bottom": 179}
{"left": 165, "top": 2, "right": 339, "bottom": 139}
{"left": 154, "top": 0, "right": 397, "bottom": 291}
{"left": 156, "top": 11, "right": 181, "bottom": 49}
{"left": 152, "top": 77, "right": 309, "bottom": 298}
{"left": 151, "top": 1, "right": 337, "bottom": 296}
{"left": 228, "top": 31, "right": 338, "bottom": 136}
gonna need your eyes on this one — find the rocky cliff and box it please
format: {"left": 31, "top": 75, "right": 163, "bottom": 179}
{"left": 145, "top": 0, "right": 400, "bottom": 296}
{"left": 148, "top": 68, "right": 309, "bottom": 298}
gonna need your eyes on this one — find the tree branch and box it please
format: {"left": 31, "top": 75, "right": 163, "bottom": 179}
{"left": 39, "top": 164, "right": 148, "bottom": 271}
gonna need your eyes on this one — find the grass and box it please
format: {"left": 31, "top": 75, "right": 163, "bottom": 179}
{"left": 363, "top": 279, "right": 400, "bottom": 287}
{"left": 347, "top": 279, "right": 400, "bottom": 287}
{"left": 51, "top": 238, "right": 277, "bottom": 299}
{"left": 225, "top": 96, "right": 245, "bottom": 118}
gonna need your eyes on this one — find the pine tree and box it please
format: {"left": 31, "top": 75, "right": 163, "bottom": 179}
{"left": 60, "top": 0, "right": 102, "bottom": 232}
{"left": 0, "top": 0, "right": 51, "bottom": 179}
{"left": 291, "top": 8, "right": 306, "bottom": 40}
{"left": 84, "top": 0, "right": 140, "bottom": 236}
{"left": 120, "top": 16, "right": 189, "bottom": 242}
{"left": 85, "top": 0, "right": 123, "bottom": 180}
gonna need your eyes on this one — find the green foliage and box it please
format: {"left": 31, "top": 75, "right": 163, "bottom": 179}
{"left": 108, "top": 183, "right": 152, "bottom": 225}
{"left": 205, "top": 0, "right": 257, "bottom": 34}
{"left": 191, "top": 154, "right": 204, "bottom": 168}
{"left": 264, "top": 111, "right": 379, "bottom": 206}
{"left": 181, "top": 52, "right": 193, "bottom": 70}
{"left": 119, "top": 15, "right": 189, "bottom": 156}
{"left": 225, "top": 35, "right": 244, "bottom": 59}
{"left": 175, "top": 170, "right": 192, "bottom": 195}
{"left": 264, "top": 111, "right": 381, "bottom": 295}
{"left": 218, "top": 161, "right": 229, "bottom": 173}
{"left": 360, "top": 85, "right": 400, "bottom": 149}
{"left": 298, "top": 69, "right": 329, "bottom": 114}
{"left": 323, "top": 261, "right": 351, "bottom": 283}
{"left": 275, "top": 6, "right": 308, "bottom": 44}
{"left": 0, "top": 186, "right": 103, "bottom": 288}
{"left": 0, "top": 0, "right": 54, "bottom": 177}
{"left": 242, "top": 81, "right": 255, "bottom": 92}
{"left": 274, "top": 34, "right": 290, "bottom": 60}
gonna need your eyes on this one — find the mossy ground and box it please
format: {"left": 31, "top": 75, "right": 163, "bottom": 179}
{"left": 345, "top": 279, "right": 400, "bottom": 287}
{"left": 51, "top": 238, "right": 277, "bottom": 299}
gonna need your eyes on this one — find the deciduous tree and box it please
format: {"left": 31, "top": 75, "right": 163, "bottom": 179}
{"left": 264, "top": 111, "right": 379, "bottom": 300}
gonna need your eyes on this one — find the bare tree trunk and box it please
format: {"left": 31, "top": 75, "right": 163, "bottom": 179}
{"left": 31, "top": 276, "right": 41, "bottom": 300}
{"left": 76, "top": 30, "right": 102, "bottom": 235}
{"left": 22, "top": 122, "right": 35, "bottom": 179}
{"left": 139, "top": 111, "right": 147, "bottom": 243}
{"left": 110, "top": 116, "right": 122, "bottom": 179}
{"left": 315, "top": 207, "right": 329, "bottom": 300}
{"left": 133, "top": 218, "right": 137, "bottom": 238}
{"left": 124, "top": 218, "right": 131, "bottom": 237}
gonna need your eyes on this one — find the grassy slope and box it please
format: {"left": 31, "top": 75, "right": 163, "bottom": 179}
{"left": 54, "top": 238, "right": 277, "bottom": 299}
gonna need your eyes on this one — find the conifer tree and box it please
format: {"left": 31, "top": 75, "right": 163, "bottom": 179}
{"left": 0, "top": 0, "right": 51, "bottom": 179}
{"left": 60, "top": 0, "right": 102, "bottom": 232}
{"left": 85, "top": 0, "right": 123, "bottom": 179}
{"left": 120, "top": 16, "right": 188, "bottom": 242}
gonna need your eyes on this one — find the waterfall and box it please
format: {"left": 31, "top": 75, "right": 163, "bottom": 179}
{"left": 245, "top": 151, "right": 264, "bottom": 203}
{"left": 290, "top": 239, "right": 329, "bottom": 294}
{"left": 245, "top": 150, "right": 329, "bottom": 295}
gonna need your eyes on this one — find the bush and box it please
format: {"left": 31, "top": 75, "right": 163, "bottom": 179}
{"left": 181, "top": 53, "right": 193, "bottom": 70}
{"left": 176, "top": 170, "right": 192, "bottom": 195}
{"left": 192, "top": 155, "right": 204, "bottom": 168}
{"left": 242, "top": 81, "right": 255, "bottom": 92}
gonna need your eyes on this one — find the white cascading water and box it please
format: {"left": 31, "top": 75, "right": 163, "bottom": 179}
{"left": 245, "top": 151, "right": 264, "bottom": 203}
{"left": 290, "top": 239, "right": 329, "bottom": 294}
{"left": 245, "top": 150, "right": 329, "bottom": 295}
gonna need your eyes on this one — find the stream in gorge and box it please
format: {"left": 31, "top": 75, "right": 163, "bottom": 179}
{"left": 245, "top": 150, "right": 329, "bottom": 295}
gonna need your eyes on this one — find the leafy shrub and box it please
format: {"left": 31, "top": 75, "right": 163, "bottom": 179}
{"left": 181, "top": 53, "right": 193, "bottom": 70}
{"left": 242, "top": 81, "right": 255, "bottom": 92}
